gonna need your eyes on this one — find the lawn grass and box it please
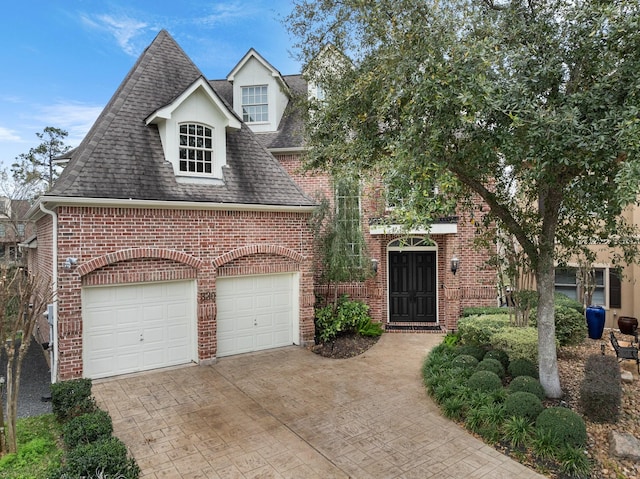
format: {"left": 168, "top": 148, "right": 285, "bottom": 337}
{"left": 0, "top": 414, "right": 62, "bottom": 479}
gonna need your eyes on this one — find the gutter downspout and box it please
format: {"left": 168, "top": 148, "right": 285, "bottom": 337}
{"left": 39, "top": 202, "right": 58, "bottom": 384}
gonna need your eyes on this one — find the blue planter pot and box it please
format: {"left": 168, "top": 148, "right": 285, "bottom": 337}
{"left": 586, "top": 305, "right": 606, "bottom": 340}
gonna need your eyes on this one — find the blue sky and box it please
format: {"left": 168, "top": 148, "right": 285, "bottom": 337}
{"left": 0, "top": 0, "right": 300, "bottom": 169}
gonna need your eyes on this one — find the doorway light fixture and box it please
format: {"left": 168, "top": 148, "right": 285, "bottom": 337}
{"left": 450, "top": 255, "right": 460, "bottom": 275}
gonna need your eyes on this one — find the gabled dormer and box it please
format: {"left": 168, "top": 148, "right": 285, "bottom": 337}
{"left": 227, "top": 49, "right": 290, "bottom": 133}
{"left": 146, "top": 77, "right": 241, "bottom": 184}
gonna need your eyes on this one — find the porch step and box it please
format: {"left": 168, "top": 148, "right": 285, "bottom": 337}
{"left": 385, "top": 323, "right": 442, "bottom": 333}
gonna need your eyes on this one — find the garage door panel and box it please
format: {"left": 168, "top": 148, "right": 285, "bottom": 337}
{"left": 83, "top": 281, "right": 196, "bottom": 379}
{"left": 217, "top": 274, "right": 297, "bottom": 357}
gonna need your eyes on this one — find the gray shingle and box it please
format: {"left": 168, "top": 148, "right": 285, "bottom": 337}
{"left": 47, "top": 30, "right": 315, "bottom": 208}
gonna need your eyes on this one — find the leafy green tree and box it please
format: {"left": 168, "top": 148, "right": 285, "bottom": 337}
{"left": 287, "top": 0, "right": 640, "bottom": 397}
{"left": 310, "top": 176, "right": 373, "bottom": 308}
{"left": 11, "top": 127, "right": 70, "bottom": 196}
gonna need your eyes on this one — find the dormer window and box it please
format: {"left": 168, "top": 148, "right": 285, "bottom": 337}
{"left": 179, "top": 123, "right": 213, "bottom": 174}
{"left": 241, "top": 85, "right": 268, "bottom": 123}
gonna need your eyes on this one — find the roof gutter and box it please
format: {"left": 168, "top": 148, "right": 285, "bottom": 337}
{"left": 39, "top": 201, "right": 59, "bottom": 384}
{"left": 28, "top": 196, "right": 316, "bottom": 220}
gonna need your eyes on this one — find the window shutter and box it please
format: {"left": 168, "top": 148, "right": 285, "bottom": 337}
{"left": 609, "top": 270, "right": 622, "bottom": 309}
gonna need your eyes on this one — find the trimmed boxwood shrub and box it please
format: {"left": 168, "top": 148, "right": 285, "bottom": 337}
{"left": 476, "top": 358, "right": 505, "bottom": 379}
{"left": 504, "top": 391, "right": 544, "bottom": 422}
{"left": 457, "top": 314, "right": 511, "bottom": 347}
{"left": 462, "top": 306, "right": 509, "bottom": 317}
{"left": 454, "top": 344, "right": 486, "bottom": 362}
{"left": 530, "top": 305, "right": 587, "bottom": 346}
{"left": 579, "top": 354, "right": 622, "bottom": 423}
{"left": 451, "top": 354, "right": 479, "bottom": 369}
{"left": 508, "top": 358, "right": 539, "bottom": 379}
{"left": 536, "top": 407, "right": 587, "bottom": 448}
{"left": 62, "top": 409, "right": 113, "bottom": 449}
{"left": 491, "top": 327, "right": 540, "bottom": 363}
{"left": 62, "top": 436, "right": 140, "bottom": 479}
{"left": 466, "top": 370, "right": 503, "bottom": 393}
{"left": 484, "top": 349, "right": 509, "bottom": 369}
{"left": 508, "top": 375, "right": 545, "bottom": 400}
{"left": 51, "top": 378, "right": 96, "bottom": 422}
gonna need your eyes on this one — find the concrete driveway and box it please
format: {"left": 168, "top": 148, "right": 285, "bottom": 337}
{"left": 93, "top": 334, "right": 545, "bottom": 479}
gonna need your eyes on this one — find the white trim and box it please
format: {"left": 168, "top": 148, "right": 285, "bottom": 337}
{"left": 27, "top": 197, "right": 316, "bottom": 221}
{"left": 370, "top": 223, "right": 457, "bottom": 235}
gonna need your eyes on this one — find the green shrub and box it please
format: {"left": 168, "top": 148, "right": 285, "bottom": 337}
{"left": 504, "top": 391, "right": 544, "bottom": 422}
{"left": 530, "top": 305, "right": 587, "bottom": 346}
{"left": 62, "top": 409, "right": 113, "bottom": 449}
{"left": 451, "top": 354, "right": 479, "bottom": 369}
{"left": 457, "top": 314, "right": 511, "bottom": 346}
{"left": 462, "top": 306, "right": 509, "bottom": 317}
{"left": 315, "top": 296, "right": 372, "bottom": 342}
{"left": 466, "top": 370, "right": 503, "bottom": 393}
{"left": 508, "top": 358, "right": 539, "bottom": 379}
{"left": 491, "top": 327, "right": 541, "bottom": 363}
{"left": 536, "top": 407, "right": 588, "bottom": 448}
{"left": 527, "top": 292, "right": 584, "bottom": 314}
{"left": 357, "top": 318, "right": 384, "bottom": 337}
{"left": 502, "top": 416, "right": 533, "bottom": 448}
{"left": 443, "top": 331, "right": 461, "bottom": 346}
{"left": 476, "top": 358, "right": 505, "bottom": 379}
{"left": 558, "top": 445, "right": 592, "bottom": 478}
{"left": 442, "top": 396, "right": 467, "bottom": 420}
{"left": 62, "top": 437, "right": 140, "bottom": 479}
{"left": 579, "top": 354, "right": 622, "bottom": 423}
{"left": 508, "top": 376, "right": 545, "bottom": 400}
{"left": 51, "top": 378, "right": 96, "bottom": 422}
{"left": 454, "top": 344, "right": 486, "bottom": 361}
{"left": 484, "top": 349, "right": 510, "bottom": 369}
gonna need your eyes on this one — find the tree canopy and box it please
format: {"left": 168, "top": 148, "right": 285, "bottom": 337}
{"left": 287, "top": 0, "right": 640, "bottom": 397}
{"left": 11, "top": 126, "right": 70, "bottom": 198}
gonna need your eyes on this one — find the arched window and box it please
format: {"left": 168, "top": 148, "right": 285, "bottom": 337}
{"left": 179, "top": 123, "right": 213, "bottom": 174}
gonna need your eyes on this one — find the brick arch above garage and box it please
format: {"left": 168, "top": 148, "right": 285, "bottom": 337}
{"left": 77, "top": 248, "right": 204, "bottom": 277}
{"left": 213, "top": 245, "right": 306, "bottom": 277}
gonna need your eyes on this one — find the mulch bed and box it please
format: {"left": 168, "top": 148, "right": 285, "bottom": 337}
{"left": 310, "top": 333, "right": 380, "bottom": 358}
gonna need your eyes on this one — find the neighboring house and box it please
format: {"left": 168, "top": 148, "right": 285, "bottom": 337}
{"left": 0, "top": 197, "right": 31, "bottom": 265}
{"left": 27, "top": 30, "right": 496, "bottom": 382}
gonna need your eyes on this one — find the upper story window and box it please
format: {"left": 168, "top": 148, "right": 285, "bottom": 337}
{"left": 242, "top": 85, "right": 268, "bottom": 123}
{"left": 17, "top": 223, "right": 25, "bottom": 236}
{"left": 179, "top": 123, "right": 213, "bottom": 174}
{"left": 335, "top": 178, "right": 362, "bottom": 258}
{"left": 0, "top": 224, "right": 5, "bottom": 237}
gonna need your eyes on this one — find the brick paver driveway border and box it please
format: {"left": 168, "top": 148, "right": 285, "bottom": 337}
{"left": 93, "top": 333, "right": 546, "bottom": 478}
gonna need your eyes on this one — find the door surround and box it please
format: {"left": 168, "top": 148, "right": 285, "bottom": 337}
{"left": 387, "top": 237, "right": 438, "bottom": 324}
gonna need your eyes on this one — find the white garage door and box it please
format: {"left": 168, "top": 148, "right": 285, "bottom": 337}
{"left": 216, "top": 273, "right": 298, "bottom": 357}
{"left": 83, "top": 281, "right": 196, "bottom": 379}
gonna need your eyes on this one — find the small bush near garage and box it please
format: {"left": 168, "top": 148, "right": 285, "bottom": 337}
{"left": 60, "top": 436, "right": 140, "bottom": 479}
{"left": 315, "top": 295, "right": 376, "bottom": 343}
{"left": 62, "top": 409, "right": 114, "bottom": 449}
{"left": 51, "top": 378, "right": 96, "bottom": 422}
{"left": 579, "top": 354, "right": 622, "bottom": 423}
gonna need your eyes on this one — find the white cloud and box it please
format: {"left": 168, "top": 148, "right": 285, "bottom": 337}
{"left": 80, "top": 13, "right": 150, "bottom": 56}
{"left": 197, "top": 2, "right": 254, "bottom": 26}
{"left": 0, "top": 127, "right": 22, "bottom": 143}
{"left": 38, "top": 101, "right": 103, "bottom": 147}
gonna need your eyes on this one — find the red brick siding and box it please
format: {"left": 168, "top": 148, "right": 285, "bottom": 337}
{"left": 43, "top": 206, "right": 314, "bottom": 380}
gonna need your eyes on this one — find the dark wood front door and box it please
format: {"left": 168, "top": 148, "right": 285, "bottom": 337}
{"left": 389, "top": 251, "right": 437, "bottom": 322}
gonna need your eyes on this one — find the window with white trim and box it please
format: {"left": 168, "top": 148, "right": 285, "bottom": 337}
{"left": 241, "top": 85, "right": 268, "bottom": 122}
{"left": 554, "top": 266, "right": 606, "bottom": 306}
{"left": 0, "top": 224, "right": 5, "bottom": 237}
{"left": 179, "top": 123, "right": 213, "bottom": 174}
{"left": 17, "top": 223, "right": 25, "bottom": 236}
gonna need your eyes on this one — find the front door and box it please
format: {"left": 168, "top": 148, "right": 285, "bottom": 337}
{"left": 389, "top": 251, "right": 437, "bottom": 322}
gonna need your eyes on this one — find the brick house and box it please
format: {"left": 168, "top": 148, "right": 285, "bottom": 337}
{"left": 28, "top": 30, "right": 496, "bottom": 381}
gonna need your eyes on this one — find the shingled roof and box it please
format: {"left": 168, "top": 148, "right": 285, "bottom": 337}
{"left": 47, "top": 30, "right": 315, "bottom": 208}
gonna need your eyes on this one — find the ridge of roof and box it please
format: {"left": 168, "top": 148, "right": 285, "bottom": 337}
{"left": 46, "top": 30, "right": 314, "bottom": 208}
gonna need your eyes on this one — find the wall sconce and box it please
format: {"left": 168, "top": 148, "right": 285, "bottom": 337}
{"left": 371, "top": 258, "right": 379, "bottom": 274}
{"left": 63, "top": 257, "right": 78, "bottom": 269}
{"left": 450, "top": 255, "right": 460, "bottom": 275}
